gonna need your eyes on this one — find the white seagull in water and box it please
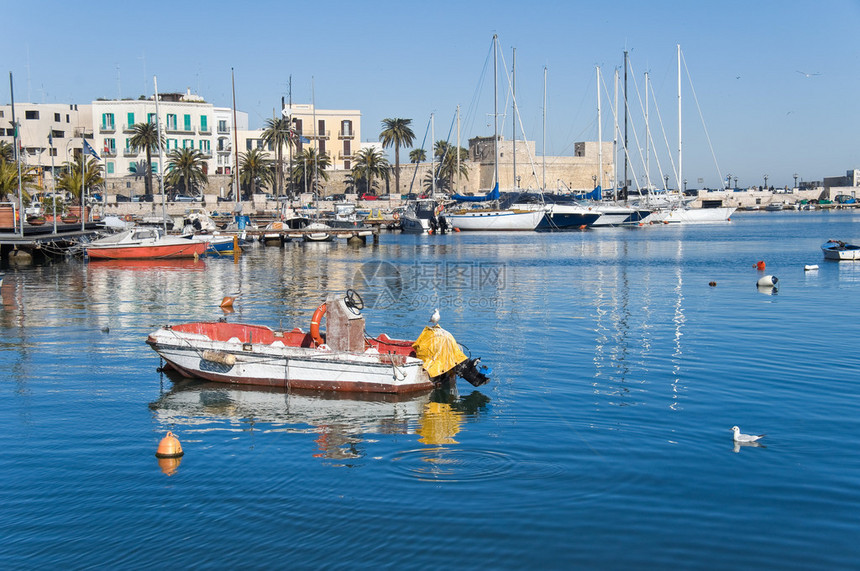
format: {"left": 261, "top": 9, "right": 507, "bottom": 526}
{"left": 732, "top": 426, "right": 765, "bottom": 443}
{"left": 429, "top": 308, "right": 440, "bottom": 326}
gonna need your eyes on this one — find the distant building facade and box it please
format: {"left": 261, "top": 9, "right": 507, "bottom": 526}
{"left": 0, "top": 102, "right": 92, "bottom": 188}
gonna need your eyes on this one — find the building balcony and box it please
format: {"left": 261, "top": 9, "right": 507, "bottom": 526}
{"left": 201, "top": 150, "right": 213, "bottom": 158}
{"left": 338, "top": 152, "right": 355, "bottom": 160}
{"left": 199, "top": 126, "right": 212, "bottom": 135}
{"left": 123, "top": 124, "right": 136, "bottom": 133}
{"left": 338, "top": 130, "right": 355, "bottom": 139}
{"left": 103, "top": 149, "right": 117, "bottom": 157}
{"left": 217, "top": 127, "right": 230, "bottom": 134}
{"left": 99, "top": 124, "right": 116, "bottom": 133}
{"left": 123, "top": 148, "right": 138, "bottom": 157}
{"left": 165, "top": 126, "right": 194, "bottom": 135}
{"left": 73, "top": 127, "right": 94, "bottom": 138}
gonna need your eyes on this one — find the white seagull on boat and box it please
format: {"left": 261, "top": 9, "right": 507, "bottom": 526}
{"left": 731, "top": 426, "right": 765, "bottom": 443}
{"left": 429, "top": 308, "right": 440, "bottom": 326}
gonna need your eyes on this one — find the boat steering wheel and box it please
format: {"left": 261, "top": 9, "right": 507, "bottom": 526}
{"left": 344, "top": 289, "right": 364, "bottom": 315}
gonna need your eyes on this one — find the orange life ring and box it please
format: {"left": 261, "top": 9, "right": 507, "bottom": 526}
{"left": 310, "top": 302, "right": 327, "bottom": 346}
{"left": 124, "top": 214, "right": 133, "bottom": 222}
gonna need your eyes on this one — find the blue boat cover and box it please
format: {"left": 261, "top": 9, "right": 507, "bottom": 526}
{"left": 452, "top": 183, "right": 501, "bottom": 202}
{"left": 573, "top": 186, "right": 602, "bottom": 201}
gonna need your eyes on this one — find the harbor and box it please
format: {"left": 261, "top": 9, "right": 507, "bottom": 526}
{"left": 3, "top": 210, "right": 860, "bottom": 568}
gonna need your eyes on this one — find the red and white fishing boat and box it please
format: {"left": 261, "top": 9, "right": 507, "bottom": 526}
{"left": 86, "top": 227, "right": 209, "bottom": 260}
{"left": 147, "top": 291, "right": 490, "bottom": 393}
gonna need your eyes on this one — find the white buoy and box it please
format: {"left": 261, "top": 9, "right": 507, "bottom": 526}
{"left": 804, "top": 265, "right": 819, "bottom": 271}
{"left": 756, "top": 275, "right": 778, "bottom": 287}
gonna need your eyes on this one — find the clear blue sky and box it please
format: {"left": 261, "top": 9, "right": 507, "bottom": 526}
{"left": 5, "top": 0, "right": 859, "bottom": 188}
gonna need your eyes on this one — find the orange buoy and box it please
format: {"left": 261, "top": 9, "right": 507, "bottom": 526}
{"left": 220, "top": 296, "right": 235, "bottom": 308}
{"left": 454, "top": 227, "right": 460, "bottom": 232}
{"left": 755, "top": 260, "right": 766, "bottom": 271}
{"left": 155, "top": 431, "right": 184, "bottom": 458}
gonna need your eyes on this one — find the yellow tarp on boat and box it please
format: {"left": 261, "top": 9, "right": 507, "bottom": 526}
{"left": 412, "top": 326, "right": 468, "bottom": 378}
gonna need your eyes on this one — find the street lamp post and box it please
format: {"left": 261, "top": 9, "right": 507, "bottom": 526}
{"left": 734, "top": 177, "right": 738, "bottom": 189}
{"left": 763, "top": 174, "right": 769, "bottom": 189}
{"left": 793, "top": 173, "right": 798, "bottom": 189}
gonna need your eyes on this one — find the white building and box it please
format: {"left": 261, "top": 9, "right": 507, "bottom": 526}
{"left": 0, "top": 102, "right": 92, "bottom": 187}
{"left": 90, "top": 90, "right": 248, "bottom": 181}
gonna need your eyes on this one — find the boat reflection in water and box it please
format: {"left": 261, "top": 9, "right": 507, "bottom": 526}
{"left": 150, "top": 373, "right": 490, "bottom": 462}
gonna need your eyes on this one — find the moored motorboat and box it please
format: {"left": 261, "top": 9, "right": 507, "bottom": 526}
{"left": 146, "top": 291, "right": 490, "bottom": 393}
{"left": 821, "top": 239, "right": 860, "bottom": 260}
{"left": 86, "top": 227, "right": 209, "bottom": 259}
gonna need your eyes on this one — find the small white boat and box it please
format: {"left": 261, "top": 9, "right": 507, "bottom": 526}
{"left": 302, "top": 222, "right": 333, "bottom": 242}
{"left": 147, "top": 291, "right": 490, "bottom": 393}
{"left": 821, "top": 239, "right": 860, "bottom": 260}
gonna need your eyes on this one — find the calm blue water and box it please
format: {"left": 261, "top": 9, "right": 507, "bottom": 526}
{"left": 2, "top": 210, "right": 860, "bottom": 569}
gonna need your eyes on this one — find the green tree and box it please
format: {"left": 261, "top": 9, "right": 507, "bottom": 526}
{"left": 409, "top": 148, "right": 426, "bottom": 164}
{"left": 380, "top": 118, "right": 415, "bottom": 197}
{"left": 291, "top": 147, "right": 331, "bottom": 196}
{"left": 0, "top": 160, "right": 38, "bottom": 202}
{"left": 261, "top": 117, "right": 292, "bottom": 199}
{"left": 434, "top": 141, "right": 469, "bottom": 192}
{"left": 56, "top": 155, "right": 104, "bottom": 199}
{"left": 238, "top": 148, "right": 274, "bottom": 198}
{"left": 351, "top": 148, "right": 390, "bottom": 196}
{"left": 165, "top": 148, "right": 208, "bottom": 197}
{"left": 0, "top": 141, "right": 14, "bottom": 162}
{"left": 128, "top": 121, "right": 163, "bottom": 197}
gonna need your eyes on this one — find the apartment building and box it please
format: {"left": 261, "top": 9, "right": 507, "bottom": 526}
{"left": 0, "top": 102, "right": 92, "bottom": 187}
{"left": 91, "top": 91, "right": 248, "bottom": 180}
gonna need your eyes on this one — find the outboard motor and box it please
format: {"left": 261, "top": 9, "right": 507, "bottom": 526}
{"left": 456, "top": 357, "right": 491, "bottom": 387}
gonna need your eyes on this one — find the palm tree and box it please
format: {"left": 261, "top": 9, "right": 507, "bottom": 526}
{"left": 261, "top": 117, "right": 292, "bottom": 199}
{"left": 128, "top": 121, "right": 163, "bottom": 197}
{"left": 165, "top": 148, "right": 208, "bottom": 197}
{"left": 351, "top": 148, "right": 390, "bottom": 196}
{"left": 0, "top": 141, "right": 14, "bottom": 162}
{"left": 0, "top": 160, "right": 38, "bottom": 202}
{"left": 380, "top": 118, "right": 415, "bottom": 197}
{"left": 409, "top": 148, "right": 426, "bottom": 164}
{"left": 56, "top": 155, "right": 104, "bottom": 200}
{"left": 238, "top": 148, "right": 274, "bottom": 198}
{"left": 291, "top": 147, "right": 331, "bottom": 196}
{"left": 434, "top": 141, "right": 469, "bottom": 192}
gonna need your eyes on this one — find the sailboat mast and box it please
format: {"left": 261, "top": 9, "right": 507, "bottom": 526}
{"left": 613, "top": 68, "right": 619, "bottom": 199}
{"left": 456, "top": 105, "right": 460, "bottom": 193}
{"left": 542, "top": 66, "right": 547, "bottom": 191}
{"left": 9, "top": 72, "right": 23, "bottom": 236}
{"left": 623, "top": 50, "right": 628, "bottom": 197}
{"left": 493, "top": 34, "right": 499, "bottom": 192}
{"left": 154, "top": 75, "right": 166, "bottom": 231}
{"left": 312, "top": 77, "right": 318, "bottom": 200}
{"left": 677, "top": 44, "right": 682, "bottom": 191}
{"left": 431, "top": 112, "right": 435, "bottom": 196}
{"left": 512, "top": 47, "right": 517, "bottom": 190}
{"left": 596, "top": 66, "right": 602, "bottom": 191}
{"left": 231, "top": 68, "right": 239, "bottom": 206}
{"left": 645, "top": 71, "right": 651, "bottom": 191}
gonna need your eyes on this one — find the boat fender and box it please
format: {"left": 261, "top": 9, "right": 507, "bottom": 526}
{"left": 202, "top": 350, "right": 236, "bottom": 366}
{"left": 756, "top": 275, "right": 778, "bottom": 287}
{"left": 310, "top": 302, "right": 327, "bottom": 346}
{"left": 804, "top": 264, "right": 819, "bottom": 271}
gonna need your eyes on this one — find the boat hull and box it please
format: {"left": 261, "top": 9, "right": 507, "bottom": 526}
{"left": 87, "top": 241, "right": 208, "bottom": 259}
{"left": 643, "top": 207, "right": 735, "bottom": 225}
{"left": 147, "top": 324, "right": 434, "bottom": 393}
{"left": 447, "top": 209, "right": 544, "bottom": 231}
{"left": 822, "top": 241, "right": 860, "bottom": 260}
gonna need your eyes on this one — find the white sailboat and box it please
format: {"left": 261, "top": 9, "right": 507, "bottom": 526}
{"left": 446, "top": 35, "right": 544, "bottom": 232}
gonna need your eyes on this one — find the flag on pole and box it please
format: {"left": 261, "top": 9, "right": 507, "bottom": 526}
{"left": 48, "top": 131, "right": 53, "bottom": 147}
{"left": 83, "top": 139, "right": 101, "bottom": 160}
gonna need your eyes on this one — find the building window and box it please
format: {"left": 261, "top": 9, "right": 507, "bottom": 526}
{"left": 343, "top": 140, "right": 351, "bottom": 156}
{"left": 200, "top": 115, "right": 208, "bottom": 132}
{"left": 199, "top": 140, "right": 210, "bottom": 153}
{"left": 102, "top": 113, "right": 115, "bottom": 129}
{"left": 166, "top": 114, "right": 177, "bottom": 130}
{"left": 183, "top": 114, "right": 191, "bottom": 131}
{"left": 127, "top": 112, "right": 135, "bottom": 128}
{"left": 319, "top": 139, "right": 326, "bottom": 155}
{"left": 218, "top": 120, "right": 228, "bottom": 133}
{"left": 66, "top": 114, "right": 70, "bottom": 123}
{"left": 51, "top": 130, "right": 64, "bottom": 139}
{"left": 341, "top": 120, "right": 352, "bottom": 137}
{"left": 183, "top": 139, "right": 193, "bottom": 149}
{"left": 54, "top": 113, "right": 61, "bottom": 122}
{"left": 103, "top": 138, "right": 116, "bottom": 155}
{"left": 148, "top": 113, "right": 156, "bottom": 124}
{"left": 106, "top": 161, "right": 115, "bottom": 174}
{"left": 25, "top": 110, "right": 39, "bottom": 120}
{"left": 167, "top": 139, "right": 178, "bottom": 150}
